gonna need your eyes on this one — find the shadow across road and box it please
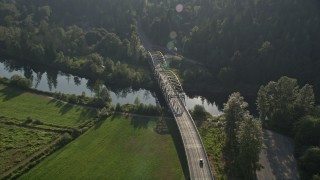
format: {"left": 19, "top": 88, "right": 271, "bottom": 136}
{"left": 257, "top": 130, "right": 299, "bottom": 180}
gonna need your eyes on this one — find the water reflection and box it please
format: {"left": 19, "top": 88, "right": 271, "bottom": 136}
{"left": 186, "top": 91, "right": 258, "bottom": 116}
{"left": 185, "top": 95, "right": 223, "bottom": 115}
{"left": 0, "top": 58, "right": 228, "bottom": 115}
{"left": 185, "top": 90, "right": 226, "bottom": 114}
{"left": 0, "top": 59, "right": 156, "bottom": 106}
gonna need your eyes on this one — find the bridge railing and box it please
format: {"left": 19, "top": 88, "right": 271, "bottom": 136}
{"left": 180, "top": 100, "right": 215, "bottom": 179}
{"left": 148, "top": 51, "right": 192, "bottom": 176}
{"left": 148, "top": 51, "right": 214, "bottom": 179}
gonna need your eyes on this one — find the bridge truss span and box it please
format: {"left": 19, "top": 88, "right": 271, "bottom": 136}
{"left": 148, "top": 51, "right": 214, "bottom": 180}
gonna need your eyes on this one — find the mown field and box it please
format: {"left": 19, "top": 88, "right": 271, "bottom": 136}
{"left": 0, "top": 119, "right": 59, "bottom": 174}
{"left": 0, "top": 83, "right": 97, "bottom": 178}
{"left": 0, "top": 84, "right": 96, "bottom": 127}
{"left": 20, "top": 115, "right": 184, "bottom": 179}
{"left": 1, "top": 83, "right": 184, "bottom": 179}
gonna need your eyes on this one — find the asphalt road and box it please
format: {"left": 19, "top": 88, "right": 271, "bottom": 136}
{"left": 256, "top": 130, "right": 300, "bottom": 180}
{"left": 158, "top": 71, "right": 213, "bottom": 179}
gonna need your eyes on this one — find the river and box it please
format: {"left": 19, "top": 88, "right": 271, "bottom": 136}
{"left": 0, "top": 59, "right": 222, "bottom": 115}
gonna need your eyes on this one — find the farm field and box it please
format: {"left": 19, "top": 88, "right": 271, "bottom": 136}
{"left": 20, "top": 115, "right": 185, "bottom": 179}
{"left": 0, "top": 84, "right": 96, "bottom": 127}
{"left": 0, "top": 83, "right": 98, "bottom": 178}
{"left": 0, "top": 118, "right": 59, "bottom": 174}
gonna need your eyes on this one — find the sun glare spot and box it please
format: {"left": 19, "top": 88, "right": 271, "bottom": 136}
{"left": 169, "top": 31, "right": 177, "bottom": 39}
{"left": 176, "top": 4, "right": 183, "bottom": 13}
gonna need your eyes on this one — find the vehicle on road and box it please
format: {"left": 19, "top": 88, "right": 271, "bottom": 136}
{"left": 199, "top": 159, "right": 204, "bottom": 168}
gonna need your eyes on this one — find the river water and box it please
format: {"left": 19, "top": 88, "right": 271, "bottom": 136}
{"left": 0, "top": 59, "right": 222, "bottom": 115}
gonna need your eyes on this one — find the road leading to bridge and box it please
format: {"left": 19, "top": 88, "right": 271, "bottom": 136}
{"left": 148, "top": 51, "right": 213, "bottom": 180}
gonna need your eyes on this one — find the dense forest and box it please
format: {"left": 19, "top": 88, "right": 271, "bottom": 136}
{"left": 1, "top": 0, "right": 320, "bottom": 100}
{"left": 142, "top": 0, "right": 320, "bottom": 100}
{"left": 0, "top": 0, "right": 151, "bottom": 88}
{"left": 1, "top": 0, "right": 320, "bottom": 179}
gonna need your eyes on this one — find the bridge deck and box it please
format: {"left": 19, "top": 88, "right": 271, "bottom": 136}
{"left": 149, "top": 51, "right": 213, "bottom": 180}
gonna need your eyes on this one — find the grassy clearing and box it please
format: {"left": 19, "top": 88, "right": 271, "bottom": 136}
{"left": 20, "top": 115, "right": 184, "bottom": 179}
{"left": 0, "top": 84, "right": 96, "bottom": 127}
{"left": 199, "top": 115, "right": 226, "bottom": 179}
{"left": 0, "top": 119, "right": 59, "bottom": 174}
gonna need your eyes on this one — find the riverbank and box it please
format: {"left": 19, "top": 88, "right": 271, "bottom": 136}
{"left": 0, "top": 83, "right": 96, "bottom": 127}
{"left": 0, "top": 59, "right": 224, "bottom": 115}
{"left": 0, "top": 58, "right": 158, "bottom": 105}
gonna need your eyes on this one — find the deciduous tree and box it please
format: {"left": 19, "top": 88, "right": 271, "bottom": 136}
{"left": 257, "top": 76, "right": 315, "bottom": 133}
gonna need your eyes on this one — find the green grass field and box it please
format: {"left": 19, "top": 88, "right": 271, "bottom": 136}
{"left": 0, "top": 84, "right": 96, "bottom": 127}
{"left": 0, "top": 120, "right": 59, "bottom": 174}
{"left": 20, "top": 115, "right": 184, "bottom": 179}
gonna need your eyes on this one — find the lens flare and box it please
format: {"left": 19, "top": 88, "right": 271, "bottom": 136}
{"left": 166, "top": 41, "right": 175, "bottom": 50}
{"left": 169, "top": 31, "right": 177, "bottom": 39}
{"left": 176, "top": 4, "right": 183, "bottom": 13}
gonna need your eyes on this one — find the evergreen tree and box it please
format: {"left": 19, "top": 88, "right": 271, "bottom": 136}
{"left": 223, "top": 92, "right": 248, "bottom": 156}
{"left": 223, "top": 92, "right": 263, "bottom": 179}
{"left": 236, "top": 116, "right": 263, "bottom": 179}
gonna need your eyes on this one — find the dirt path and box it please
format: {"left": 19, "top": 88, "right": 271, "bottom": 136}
{"left": 256, "top": 130, "right": 299, "bottom": 180}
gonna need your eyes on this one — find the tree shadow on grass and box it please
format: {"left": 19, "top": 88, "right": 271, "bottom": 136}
{"left": 0, "top": 86, "right": 24, "bottom": 101}
{"left": 130, "top": 116, "right": 150, "bottom": 129}
{"left": 47, "top": 99, "right": 99, "bottom": 127}
{"left": 47, "top": 98, "right": 56, "bottom": 104}
{"left": 154, "top": 117, "right": 170, "bottom": 135}
{"left": 93, "top": 114, "right": 112, "bottom": 130}
{"left": 48, "top": 98, "right": 95, "bottom": 118}
{"left": 59, "top": 104, "right": 73, "bottom": 115}
{"left": 78, "top": 108, "right": 96, "bottom": 121}
{"left": 47, "top": 99, "right": 65, "bottom": 108}
{"left": 110, "top": 114, "right": 117, "bottom": 121}
{"left": 94, "top": 119, "right": 105, "bottom": 130}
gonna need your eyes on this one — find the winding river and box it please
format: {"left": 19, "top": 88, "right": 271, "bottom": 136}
{"left": 0, "top": 59, "right": 222, "bottom": 115}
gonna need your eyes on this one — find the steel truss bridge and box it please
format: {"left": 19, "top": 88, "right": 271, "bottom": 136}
{"left": 148, "top": 51, "right": 214, "bottom": 180}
